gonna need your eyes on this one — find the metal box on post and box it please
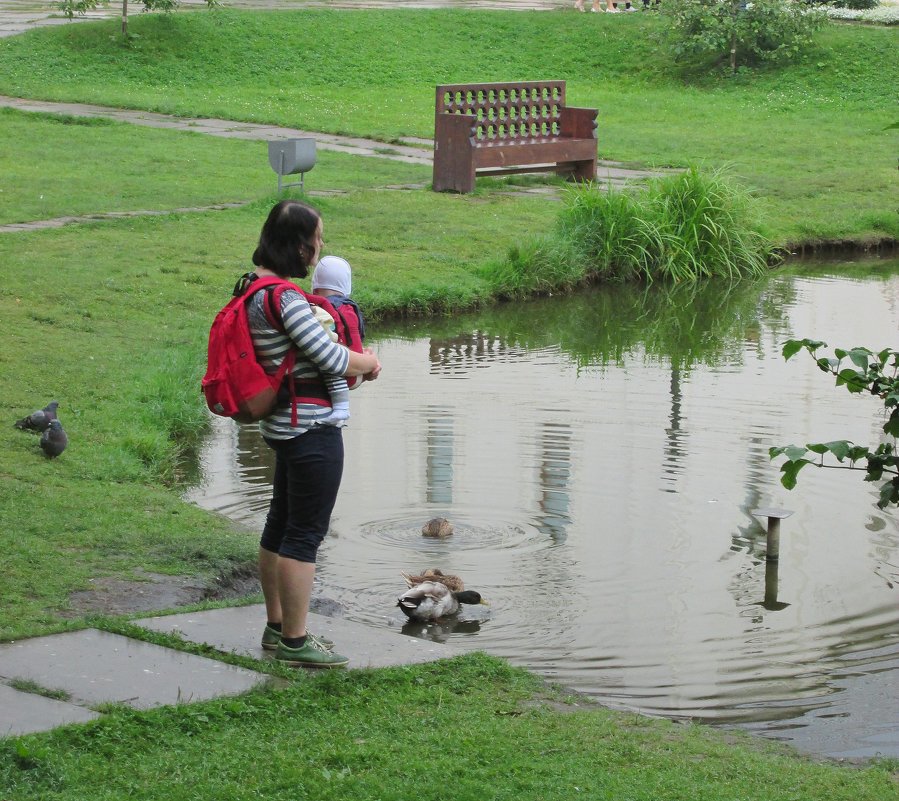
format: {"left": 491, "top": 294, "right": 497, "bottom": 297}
{"left": 268, "top": 139, "right": 317, "bottom": 192}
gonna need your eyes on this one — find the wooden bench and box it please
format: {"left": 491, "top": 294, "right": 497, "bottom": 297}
{"left": 432, "top": 81, "right": 598, "bottom": 194}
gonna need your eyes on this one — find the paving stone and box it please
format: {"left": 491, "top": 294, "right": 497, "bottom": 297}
{"left": 0, "top": 629, "right": 268, "bottom": 712}
{"left": 134, "top": 605, "right": 460, "bottom": 669}
{"left": 0, "top": 683, "right": 99, "bottom": 737}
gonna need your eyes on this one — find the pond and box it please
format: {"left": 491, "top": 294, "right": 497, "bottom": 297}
{"left": 187, "top": 259, "right": 899, "bottom": 760}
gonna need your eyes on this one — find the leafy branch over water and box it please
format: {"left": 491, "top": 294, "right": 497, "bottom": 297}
{"left": 770, "top": 339, "right": 899, "bottom": 508}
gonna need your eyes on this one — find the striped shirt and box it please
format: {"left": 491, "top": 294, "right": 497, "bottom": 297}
{"left": 247, "top": 288, "right": 350, "bottom": 440}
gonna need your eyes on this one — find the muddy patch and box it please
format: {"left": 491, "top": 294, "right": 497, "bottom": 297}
{"left": 64, "top": 564, "right": 347, "bottom": 618}
{"left": 65, "top": 565, "right": 261, "bottom": 617}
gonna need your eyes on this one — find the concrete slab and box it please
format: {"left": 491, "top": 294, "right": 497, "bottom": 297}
{"left": 0, "top": 683, "right": 99, "bottom": 737}
{"left": 0, "top": 629, "right": 267, "bottom": 711}
{"left": 134, "top": 605, "right": 460, "bottom": 669}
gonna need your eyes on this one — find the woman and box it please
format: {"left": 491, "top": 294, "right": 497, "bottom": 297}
{"left": 249, "top": 200, "right": 381, "bottom": 668}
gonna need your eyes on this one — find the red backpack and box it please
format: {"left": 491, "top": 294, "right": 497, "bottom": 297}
{"left": 201, "top": 274, "right": 358, "bottom": 425}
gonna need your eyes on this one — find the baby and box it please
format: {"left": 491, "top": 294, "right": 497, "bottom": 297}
{"left": 311, "top": 255, "right": 367, "bottom": 424}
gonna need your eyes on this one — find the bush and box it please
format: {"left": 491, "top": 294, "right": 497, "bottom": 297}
{"left": 828, "top": 0, "right": 879, "bottom": 9}
{"left": 662, "top": 0, "right": 828, "bottom": 72}
{"left": 486, "top": 167, "right": 775, "bottom": 295}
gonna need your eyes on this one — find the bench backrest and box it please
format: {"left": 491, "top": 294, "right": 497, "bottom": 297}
{"left": 435, "top": 81, "right": 568, "bottom": 144}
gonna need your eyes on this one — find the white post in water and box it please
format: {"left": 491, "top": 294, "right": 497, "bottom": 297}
{"left": 751, "top": 507, "right": 794, "bottom": 561}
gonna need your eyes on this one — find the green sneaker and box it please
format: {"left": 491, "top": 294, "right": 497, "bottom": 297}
{"left": 275, "top": 637, "right": 349, "bottom": 668}
{"left": 262, "top": 626, "right": 334, "bottom": 651}
{"left": 261, "top": 625, "right": 281, "bottom": 651}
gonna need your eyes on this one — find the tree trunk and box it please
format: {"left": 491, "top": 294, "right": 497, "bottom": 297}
{"left": 122, "top": 0, "right": 128, "bottom": 36}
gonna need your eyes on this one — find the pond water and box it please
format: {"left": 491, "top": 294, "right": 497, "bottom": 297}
{"left": 187, "top": 260, "right": 899, "bottom": 760}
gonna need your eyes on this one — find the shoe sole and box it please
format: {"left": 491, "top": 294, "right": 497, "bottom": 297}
{"left": 263, "top": 639, "right": 334, "bottom": 651}
{"left": 275, "top": 657, "right": 349, "bottom": 669}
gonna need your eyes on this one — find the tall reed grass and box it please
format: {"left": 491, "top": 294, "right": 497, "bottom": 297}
{"left": 486, "top": 168, "right": 775, "bottom": 296}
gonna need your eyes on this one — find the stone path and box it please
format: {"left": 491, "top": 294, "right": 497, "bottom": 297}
{"left": 0, "top": 606, "right": 458, "bottom": 737}
{"left": 0, "top": 94, "right": 668, "bottom": 233}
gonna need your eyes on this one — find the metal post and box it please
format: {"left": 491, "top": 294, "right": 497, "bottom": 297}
{"left": 751, "top": 507, "right": 793, "bottom": 561}
{"left": 765, "top": 516, "right": 781, "bottom": 561}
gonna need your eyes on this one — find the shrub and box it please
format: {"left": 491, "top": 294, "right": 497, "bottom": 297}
{"left": 662, "top": 0, "right": 828, "bottom": 73}
{"left": 486, "top": 168, "right": 775, "bottom": 295}
{"left": 827, "top": 0, "right": 879, "bottom": 9}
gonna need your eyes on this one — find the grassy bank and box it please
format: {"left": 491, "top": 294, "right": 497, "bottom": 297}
{"left": 0, "top": 9, "right": 896, "bottom": 244}
{"left": 0, "top": 162, "right": 563, "bottom": 639}
{"left": 1, "top": 8, "right": 898, "bottom": 792}
{"left": 3, "top": 652, "right": 898, "bottom": 800}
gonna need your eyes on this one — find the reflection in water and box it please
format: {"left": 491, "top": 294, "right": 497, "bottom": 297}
{"left": 763, "top": 558, "right": 788, "bottom": 612}
{"left": 425, "top": 407, "right": 454, "bottom": 506}
{"left": 661, "top": 366, "right": 685, "bottom": 492}
{"left": 189, "top": 261, "right": 899, "bottom": 759}
{"left": 535, "top": 422, "right": 572, "bottom": 543}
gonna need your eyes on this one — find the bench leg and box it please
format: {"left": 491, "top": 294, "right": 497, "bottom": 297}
{"left": 569, "top": 157, "right": 597, "bottom": 184}
{"left": 433, "top": 158, "right": 476, "bottom": 193}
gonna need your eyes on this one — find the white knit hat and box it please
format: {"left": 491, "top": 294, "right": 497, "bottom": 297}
{"left": 312, "top": 255, "right": 352, "bottom": 296}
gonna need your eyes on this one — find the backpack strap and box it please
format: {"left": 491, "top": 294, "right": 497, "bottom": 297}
{"left": 241, "top": 275, "right": 303, "bottom": 426}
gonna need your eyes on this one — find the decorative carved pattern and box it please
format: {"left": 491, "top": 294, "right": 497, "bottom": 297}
{"left": 437, "top": 81, "right": 566, "bottom": 142}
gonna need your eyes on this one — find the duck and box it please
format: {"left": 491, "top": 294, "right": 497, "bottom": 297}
{"left": 400, "top": 568, "right": 465, "bottom": 593}
{"left": 421, "top": 517, "right": 454, "bottom": 538}
{"left": 396, "top": 580, "right": 487, "bottom": 622}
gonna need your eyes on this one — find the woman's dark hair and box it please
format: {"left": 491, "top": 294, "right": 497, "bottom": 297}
{"left": 252, "top": 200, "right": 321, "bottom": 278}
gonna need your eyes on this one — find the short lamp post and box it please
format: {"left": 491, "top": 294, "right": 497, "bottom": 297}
{"left": 268, "top": 139, "right": 317, "bottom": 193}
{"left": 751, "top": 507, "right": 794, "bottom": 612}
{"left": 751, "top": 507, "right": 794, "bottom": 562}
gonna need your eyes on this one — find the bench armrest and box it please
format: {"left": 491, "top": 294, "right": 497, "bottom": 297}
{"left": 435, "top": 112, "right": 477, "bottom": 141}
{"left": 559, "top": 106, "right": 598, "bottom": 140}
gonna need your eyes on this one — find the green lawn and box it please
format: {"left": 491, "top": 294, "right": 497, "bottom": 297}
{"left": 1, "top": 8, "right": 898, "bottom": 797}
{"left": 0, "top": 9, "right": 896, "bottom": 244}
{"left": 3, "top": 652, "right": 898, "bottom": 801}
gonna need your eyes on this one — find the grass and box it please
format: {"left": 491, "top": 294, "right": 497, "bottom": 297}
{"left": 0, "top": 7, "right": 898, "bottom": 795}
{"left": 2, "top": 652, "right": 898, "bottom": 801}
{"left": 0, "top": 106, "right": 431, "bottom": 225}
{"left": 0, "top": 10, "right": 896, "bottom": 244}
{"left": 485, "top": 168, "right": 773, "bottom": 293}
{"left": 0, "top": 180, "right": 564, "bottom": 639}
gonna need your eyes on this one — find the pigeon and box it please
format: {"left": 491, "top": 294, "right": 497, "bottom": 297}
{"left": 15, "top": 400, "right": 59, "bottom": 432}
{"left": 40, "top": 419, "right": 68, "bottom": 458}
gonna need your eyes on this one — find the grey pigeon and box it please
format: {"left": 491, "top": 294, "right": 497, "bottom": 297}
{"left": 15, "top": 400, "right": 59, "bottom": 432}
{"left": 40, "top": 419, "right": 68, "bottom": 458}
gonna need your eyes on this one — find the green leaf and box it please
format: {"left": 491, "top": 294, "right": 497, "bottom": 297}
{"left": 781, "top": 340, "right": 804, "bottom": 360}
{"left": 780, "top": 458, "right": 811, "bottom": 490}
{"left": 884, "top": 411, "right": 899, "bottom": 438}
{"left": 823, "top": 440, "right": 851, "bottom": 461}
{"left": 784, "top": 445, "right": 808, "bottom": 462}
{"left": 836, "top": 368, "right": 865, "bottom": 392}
{"left": 877, "top": 478, "right": 899, "bottom": 509}
{"left": 848, "top": 348, "right": 872, "bottom": 370}
{"left": 806, "top": 443, "right": 828, "bottom": 455}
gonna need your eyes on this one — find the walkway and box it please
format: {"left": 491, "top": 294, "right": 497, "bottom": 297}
{"left": 0, "top": 94, "right": 667, "bottom": 233}
{"left": 1, "top": 606, "right": 459, "bottom": 736}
